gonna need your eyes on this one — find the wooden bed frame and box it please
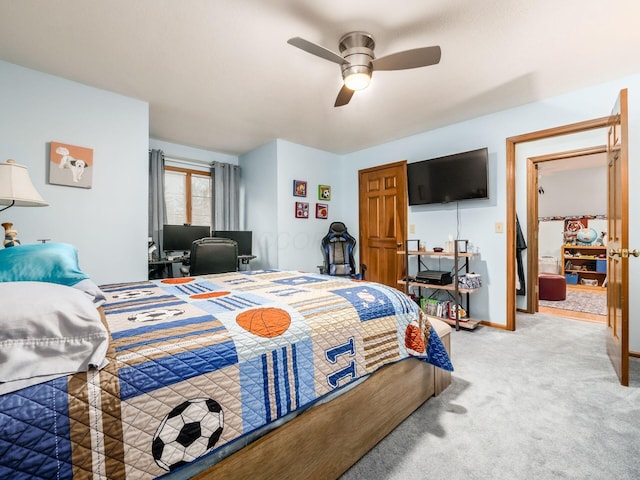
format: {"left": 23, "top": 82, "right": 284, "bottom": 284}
{"left": 193, "top": 318, "right": 452, "bottom": 480}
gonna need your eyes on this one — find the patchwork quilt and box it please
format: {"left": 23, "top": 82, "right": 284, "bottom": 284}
{"left": 0, "top": 270, "right": 452, "bottom": 479}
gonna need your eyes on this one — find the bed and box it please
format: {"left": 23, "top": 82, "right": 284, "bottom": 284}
{"left": 0, "top": 243, "right": 453, "bottom": 479}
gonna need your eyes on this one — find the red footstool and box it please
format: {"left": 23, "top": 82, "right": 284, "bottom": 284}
{"left": 538, "top": 273, "right": 567, "bottom": 301}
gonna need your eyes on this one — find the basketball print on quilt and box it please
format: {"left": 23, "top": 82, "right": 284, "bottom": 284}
{"left": 405, "top": 319, "right": 426, "bottom": 355}
{"left": 236, "top": 307, "right": 292, "bottom": 338}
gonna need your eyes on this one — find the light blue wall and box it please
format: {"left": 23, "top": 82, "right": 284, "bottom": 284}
{"left": 239, "top": 141, "right": 278, "bottom": 270}
{"left": 239, "top": 139, "right": 343, "bottom": 273}
{"left": 4, "top": 58, "right": 638, "bottom": 350}
{"left": 341, "top": 120, "right": 502, "bottom": 326}
{"left": 275, "top": 140, "right": 343, "bottom": 272}
{"left": 0, "top": 61, "right": 149, "bottom": 285}
{"left": 342, "top": 73, "right": 640, "bottom": 351}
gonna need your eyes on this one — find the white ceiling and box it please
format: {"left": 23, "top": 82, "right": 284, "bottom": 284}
{"left": 1, "top": 0, "right": 639, "bottom": 156}
{"left": 538, "top": 153, "right": 607, "bottom": 176}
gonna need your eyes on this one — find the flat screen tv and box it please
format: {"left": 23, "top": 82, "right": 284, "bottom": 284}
{"left": 407, "top": 147, "right": 489, "bottom": 205}
{"left": 214, "top": 230, "right": 252, "bottom": 256}
{"left": 163, "top": 224, "right": 211, "bottom": 252}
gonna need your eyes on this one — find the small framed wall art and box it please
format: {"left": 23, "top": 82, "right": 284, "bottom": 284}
{"left": 295, "top": 201, "right": 309, "bottom": 218}
{"left": 318, "top": 184, "right": 331, "bottom": 201}
{"left": 316, "top": 203, "right": 328, "bottom": 219}
{"left": 49, "top": 141, "right": 94, "bottom": 189}
{"left": 293, "top": 180, "right": 307, "bottom": 197}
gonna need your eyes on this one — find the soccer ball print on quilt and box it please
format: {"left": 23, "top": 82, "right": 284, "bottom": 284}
{"left": 152, "top": 397, "right": 224, "bottom": 471}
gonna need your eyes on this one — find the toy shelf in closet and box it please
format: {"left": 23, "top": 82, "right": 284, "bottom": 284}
{"left": 397, "top": 240, "right": 482, "bottom": 331}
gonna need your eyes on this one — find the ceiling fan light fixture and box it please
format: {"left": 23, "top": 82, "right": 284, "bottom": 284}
{"left": 344, "top": 72, "right": 371, "bottom": 91}
{"left": 287, "top": 30, "right": 441, "bottom": 107}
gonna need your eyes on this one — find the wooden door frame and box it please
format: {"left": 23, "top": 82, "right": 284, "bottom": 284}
{"left": 524, "top": 146, "right": 608, "bottom": 314}
{"left": 506, "top": 117, "right": 610, "bottom": 330}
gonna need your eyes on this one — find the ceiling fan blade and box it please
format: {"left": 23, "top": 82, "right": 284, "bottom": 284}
{"left": 334, "top": 84, "right": 355, "bottom": 107}
{"left": 287, "top": 37, "right": 348, "bottom": 65}
{"left": 372, "top": 45, "right": 441, "bottom": 71}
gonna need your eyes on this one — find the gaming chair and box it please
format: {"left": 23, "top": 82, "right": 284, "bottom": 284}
{"left": 319, "top": 222, "right": 366, "bottom": 279}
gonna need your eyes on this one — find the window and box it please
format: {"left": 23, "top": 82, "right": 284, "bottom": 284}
{"left": 164, "top": 166, "right": 212, "bottom": 227}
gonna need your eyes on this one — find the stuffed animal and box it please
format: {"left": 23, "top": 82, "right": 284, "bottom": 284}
{"left": 2, "top": 222, "right": 20, "bottom": 248}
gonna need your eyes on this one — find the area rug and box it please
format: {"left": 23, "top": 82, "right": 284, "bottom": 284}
{"left": 539, "top": 289, "right": 606, "bottom": 315}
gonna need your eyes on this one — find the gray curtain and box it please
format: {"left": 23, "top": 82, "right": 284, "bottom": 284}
{"left": 149, "top": 149, "right": 167, "bottom": 256}
{"left": 211, "top": 162, "right": 240, "bottom": 231}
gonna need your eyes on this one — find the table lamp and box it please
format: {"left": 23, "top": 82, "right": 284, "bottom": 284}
{"left": 0, "top": 159, "right": 48, "bottom": 247}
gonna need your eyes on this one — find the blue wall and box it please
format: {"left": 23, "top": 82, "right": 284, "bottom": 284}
{"left": 239, "top": 139, "right": 343, "bottom": 273}
{"left": 341, "top": 73, "right": 640, "bottom": 348}
{"left": 0, "top": 60, "right": 149, "bottom": 285}
{"left": 2, "top": 59, "right": 638, "bottom": 350}
{"left": 239, "top": 141, "right": 279, "bottom": 270}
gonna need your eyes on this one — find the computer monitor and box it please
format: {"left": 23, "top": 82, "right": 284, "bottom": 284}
{"left": 163, "top": 224, "right": 211, "bottom": 252}
{"left": 214, "top": 230, "right": 252, "bottom": 256}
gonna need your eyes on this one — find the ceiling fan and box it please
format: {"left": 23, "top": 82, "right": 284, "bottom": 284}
{"left": 287, "top": 31, "right": 441, "bottom": 107}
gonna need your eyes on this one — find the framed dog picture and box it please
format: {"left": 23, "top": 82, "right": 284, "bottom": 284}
{"left": 49, "top": 141, "right": 93, "bottom": 189}
{"left": 318, "top": 185, "right": 331, "bottom": 201}
{"left": 295, "top": 202, "right": 309, "bottom": 218}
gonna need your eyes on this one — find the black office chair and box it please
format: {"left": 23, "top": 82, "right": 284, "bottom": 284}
{"left": 319, "top": 222, "right": 366, "bottom": 279}
{"left": 180, "top": 237, "right": 238, "bottom": 276}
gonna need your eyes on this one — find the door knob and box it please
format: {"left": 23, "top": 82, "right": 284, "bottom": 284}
{"left": 609, "top": 248, "right": 640, "bottom": 258}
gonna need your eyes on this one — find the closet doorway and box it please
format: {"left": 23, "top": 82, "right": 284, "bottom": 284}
{"left": 526, "top": 147, "right": 608, "bottom": 323}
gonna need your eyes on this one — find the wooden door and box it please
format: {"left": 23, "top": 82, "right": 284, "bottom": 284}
{"left": 606, "top": 89, "right": 630, "bottom": 386}
{"left": 358, "top": 161, "right": 407, "bottom": 288}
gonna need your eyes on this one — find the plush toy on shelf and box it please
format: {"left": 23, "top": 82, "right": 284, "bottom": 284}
{"left": 2, "top": 222, "right": 20, "bottom": 247}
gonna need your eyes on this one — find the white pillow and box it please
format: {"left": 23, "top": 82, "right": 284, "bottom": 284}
{"left": 72, "top": 278, "right": 107, "bottom": 306}
{"left": 0, "top": 281, "right": 109, "bottom": 394}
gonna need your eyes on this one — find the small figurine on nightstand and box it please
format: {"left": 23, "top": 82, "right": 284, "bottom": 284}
{"left": 2, "top": 222, "right": 20, "bottom": 247}
{"left": 148, "top": 237, "right": 157, "bottom": 261}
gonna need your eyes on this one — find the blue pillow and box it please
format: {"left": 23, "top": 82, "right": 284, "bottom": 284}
{"left": 0, "top": 242, "right": 89, "bottom": 286}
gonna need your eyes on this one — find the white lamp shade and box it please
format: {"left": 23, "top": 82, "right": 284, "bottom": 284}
{"left": 0, "top": 160, "right": 48, "bottom": 206}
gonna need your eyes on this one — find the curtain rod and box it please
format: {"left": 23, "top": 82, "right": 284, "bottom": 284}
{"left": 149, "top": 149, "right": 212, "bottom": 166}
{"left": 165, "top": 154, "right": 212, "bottom": 165}
{"left": 149, "top": 150, "right": 237, "bottom": 169}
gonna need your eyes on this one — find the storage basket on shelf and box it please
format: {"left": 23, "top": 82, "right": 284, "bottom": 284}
{"left": 458, "top": 273, "right": 481, "bottom": 289}
{"left": 539, "top": 256, "right": 559, "bottom": 274}
{"left": 565, "top": 273, "right": 579, "bottom": 285}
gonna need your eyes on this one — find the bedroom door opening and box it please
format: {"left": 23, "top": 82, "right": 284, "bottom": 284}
{"left": 506, "top": 88, "right": 631, "bottom": 386}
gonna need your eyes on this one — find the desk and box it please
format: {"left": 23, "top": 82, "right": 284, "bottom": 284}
{"left": 148, "top": 257, "right": 185, "bottom": 279}
{"left": 238, "top": 255, "right": 256, "bottom": 271}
